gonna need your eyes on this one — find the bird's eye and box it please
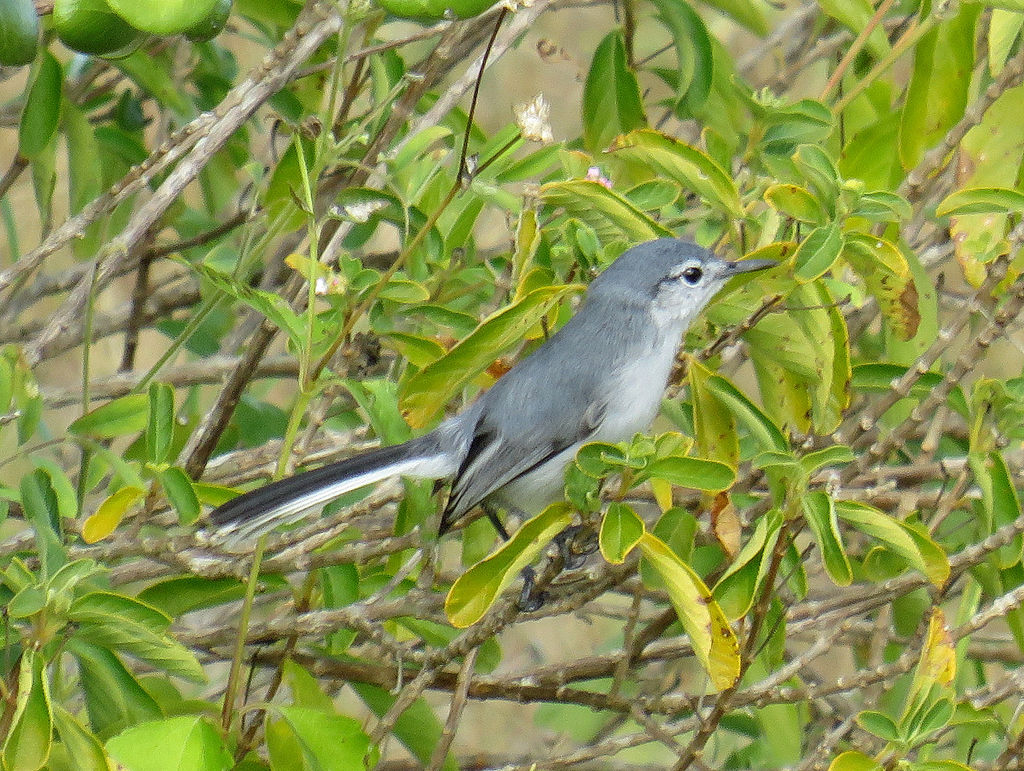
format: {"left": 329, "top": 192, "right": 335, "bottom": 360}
{"left": 681, "top": 265, "right": 703, "bottom": 284}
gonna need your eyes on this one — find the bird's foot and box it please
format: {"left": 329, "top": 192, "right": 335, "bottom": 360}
{"left": 517, "top": 566, "right": 547, "bottom": 612}
{"left": 553, "top": 524, "right": 598, "bottom": 570}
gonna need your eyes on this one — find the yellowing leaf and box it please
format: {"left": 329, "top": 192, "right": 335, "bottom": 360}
{"left": 916, "top": 608, "right": 956, "bottom": 688}
{"left": 445, "top": 504, "right": 574, "bottom": 628}
{"left": 639, "top": 532, "right": 739, "bottom": 690}
{"left": 843, "top": 233, "right": 920, "bottom": 341}
{"left": 82, "top": 486, "right": 146, "bottom": 543}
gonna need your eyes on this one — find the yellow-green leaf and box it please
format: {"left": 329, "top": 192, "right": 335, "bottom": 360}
{"left": 843, "top": 233, "right": 919, "bottom": 341}
{"left": 2, "top": 651, "right": 52, "bottom": 771}
{"left": 445, "top": 504, "right": 574, "bottom": 628}
{"left": 608, "top": 129, "right": 744, "bottom": 218}
{"left": 599, "top": 502, "right": 644, "bottom": 563}
{"left": 688, "top": 358, "right": 739, "bottom": 469}
{"left": 538, "top": 179, "right": 672, "bottom": 242}
{"left": 82, "top": 486, "right": 146, "bottom": 544}
{"left": 764, "top": 183, "right": 826, "bottom": 224}
{"left": 638, "top": 532, "right": 739, "bottom": 690}
{"left": 644, "top": 456, "right": 735, "bottom": 491}
{"left": 69, "top": 393, "right": 148, "bottom": 439}
{"left": 793, "top": 222, "right": 843, "bottom": 281}
{"left": 835, "top": 500, "right": 950, "bottom": 587}
{"left": 400, "top": 285, "right": 579, "bottom": 428}
{"left": 828, "top": 750, "right": 883, "bottom": 771}
{"left": 801, "top": 491, "right": 852, "bottom": 586}
{"left": 937, "top": 186, "right": 1024, "bottom": 217}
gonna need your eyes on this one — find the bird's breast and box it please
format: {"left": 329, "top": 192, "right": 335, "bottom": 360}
{"left": 595, "top": 338, "right": 679, "bottom": 443}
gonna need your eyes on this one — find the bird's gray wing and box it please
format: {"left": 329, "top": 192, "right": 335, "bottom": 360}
{"left": 440, "top": 389, "right": 605, "bottom": 531}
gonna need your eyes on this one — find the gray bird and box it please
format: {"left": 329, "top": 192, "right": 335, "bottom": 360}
{"left": 208, "top": 238, "right": 773, "bottom": 543}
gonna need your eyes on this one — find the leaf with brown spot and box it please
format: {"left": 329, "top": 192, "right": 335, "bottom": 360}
{"left": 711, "top": 493, "right": 740, "bottom": 558}
{"left": 843, "top": 233, "right": 920, "bottom": 341}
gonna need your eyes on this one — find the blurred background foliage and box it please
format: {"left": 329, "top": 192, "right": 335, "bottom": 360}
{"left": 2, "top": 0, "right": 1024, "bottom": 768}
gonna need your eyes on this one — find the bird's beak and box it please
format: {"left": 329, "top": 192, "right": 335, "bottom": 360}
{"left": 722, "top": 259, "right": 776, "bottom": 276}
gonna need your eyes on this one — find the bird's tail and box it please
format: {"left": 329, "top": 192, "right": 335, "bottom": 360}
{"left": 204, "top": 436, "right": 453, "bottom": 544}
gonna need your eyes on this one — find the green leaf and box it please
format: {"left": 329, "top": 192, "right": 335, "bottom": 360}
{"left": 31, "top": 457, "right": 77, "bottom": 519}
{"left": 639, "top": 532, "right": 740, "bottom": 690}
{"left": 792, "top": 144, "right": 841, "bottom": 203}
{"left": 650, "top": 0, "right": 713, "bottom": 114}
{"left": 106, "top": 716, "right": 232, "bottom": 771}
{"left": 608, "top": 129, "right": 744, "bottom": 218}
{"left": 268, "top": 707, "right": 374, "bottom": 771}
{"left": 69, "top": 394, "right": 148, "bottom": 439}
{"left": 106, "top": 0, "right": 221, "bottom": 35}
{"left": 45, "top": 562, "right": 100, "bottom": 615}
{"left": 0, "top": 0, "right": 39, "bottom": 66}
{"left": 68, "top": 639, "right": 163, "bottom": 736}
{"left": 758, "top": 100, "right": 835, "bottom": 156}
{"left": 980, "top": 451, "right": 1024, "bottom": 568}
{"left": 700, "top": 0, "right": 768, "bottom": 34}
{"left": 802, "top": 492, "right": 852, "bottom": 585}
{"left": 856, "top": 710, "right": 902, "bottom": 744}
{"left": 20, "top": 469, "right": 66, "bottom": 576}
{"left": 625, "top": 179, "right": 680, "bottom": 211}
{"left": 445, "top": 503, "right": 574, "bottom": 628}
{"left": 187, "top": 258, "right": 305, "bottom": 346}
{"left": 906, "top": 695, "right": 954, "bottom": 743}
{"left": 281, "top": 660, "right": 335, "bottom": 713}
{"left": 599, "top": 502, "right": 645, "bottom": 563}
{"left": 8, "top": 585, "right": 46, "bottom": 619}
{"left": 539, "top": 179, "right": 673, "bottom": 242}
{"left": 764, "top": 183, "right": 826, "bottom": 224}
{"left": 936, "top": 186, "right": 1024, "bottom": 216}
{"left": 51, "top": 705, "right": 110, "bottom": 771}
{"left": 139, "top": 575, "right": 272, "bottom": 616}
{"left": 114, "top": 50, "right": 194, "bottom": 117}
{"left": 53, "top": 0, "right": 143, "bottom": 57}
{"left": 643, "top": 456, "right": 735, "bottom": 491}
{"left": 351, "top": 683, "right": 455, "bottom": 771}
{"left": 799, "top": 445, "right": 854, "bottom": 475}
{"left": 851, "top": 363, "right": 968, "bottom": 417}
{"left": 641, "top": 507, "right": 697, "bottom": 587}
{"left": 793, "top": 221, "right": 844, "bottom": 281}
{"left": 82, "top": 487, "right": 145, "bottom": 544}
{"left": 63, "top": 102, "right": 103, "bottom": 215}
{"left": 71, "top": 591, "right": 171, "bottom": 633}
{"left": 899, "top": 8, "right": 979, "bottom": 168}
{"left": 71, "top": 592, "right": 206, "bottom": 683}
{"left": 817, "top": 0, "right": 890, "bottom": 58}
{"left": 400, "top": 284, "right": 579, "bottom": 428}
{"left": 159, "top": 467, "right": 200, "bottom": 524}
{"left": 835, "top": 501, "right": 950, "bottom": 587}
{"left": 688, "top": 358, "right": 738, "bottom": 468}
{"left": 854, "top": 190, "right": 912, "bottom": 222}
{"left": 19, "top": 52, "right": 62, "bottom": 159}
{"left": 378, "top": 278, "right": 430, "bottom": 303}
{"left": 146, "top": 382, "right": 175, "bottom": 465}
{"left": 703, "top": 372, "right": 787, "bottom": 452}
{"left": 582, "top": 30, "right": 646, "bottom": 152}
{"left": 2, "top": 651, "right": 52, "bottom": 771}
{"left": 713, "top": 513, "right": 780, "bottom": 619}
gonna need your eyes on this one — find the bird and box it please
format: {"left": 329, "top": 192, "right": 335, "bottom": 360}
{"left": 207, "top": 238, "right": 773, "bottom": 544}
